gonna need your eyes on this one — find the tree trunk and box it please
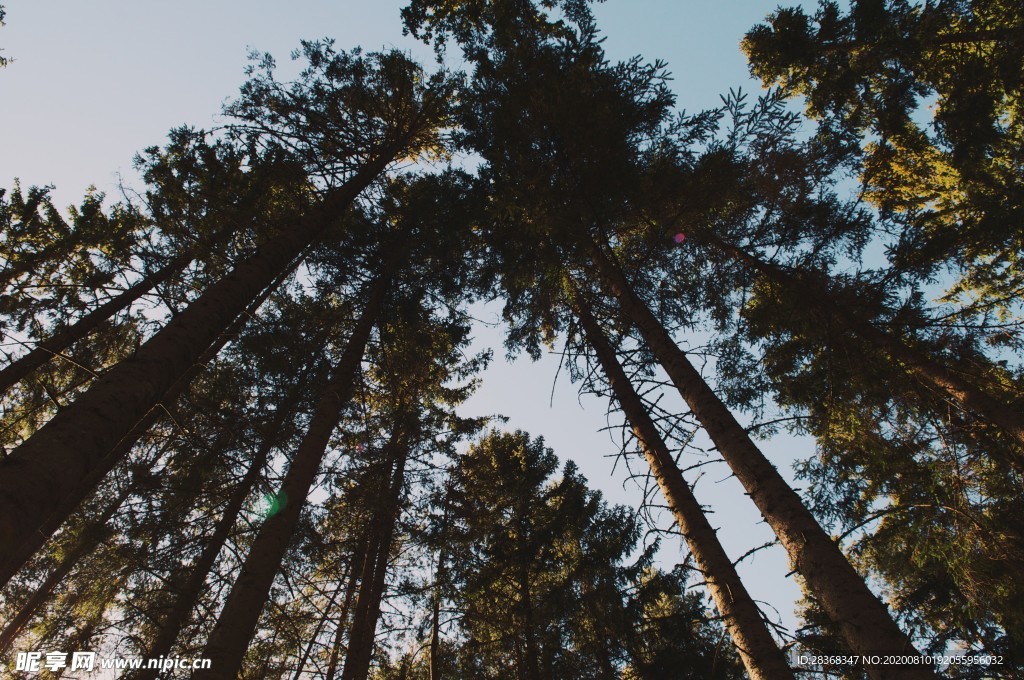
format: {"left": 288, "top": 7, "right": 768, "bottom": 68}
{"left": 0, "top": 258, "right": 287, "bottom": 588}
{"left": 0, "top": 150, "right": 398, "bottom": 559}
{"left": 341, "top": 429, "right": 411, "bottom": 680}
{"left": 325, "top": 534, "right": 368, "bottom": 680}
{"left": 0, "top": 250, "right": 192, "bottom": 397}
{"left": 429, "top": 578, "right": 442, "bottom": 680}
{"left": 132, "top": 375, "right": 314, "bottom": 680}
{"left": 518, "top": 565, "right": 543, "bottom": 680}
{"left": 429, "top": 534, "right": 448, "bottom": 680}
{"left": 710, "top": 234, "right": 1024, "bottom": 459}
{"left": 290, "top": 573, "right": 348, "bottom": 680}
{"left": 589, "top": 243, "right": 937, "bottom": 680}
{"left": 195, "top": 270, "right": 392, "bottom": 679}
{"left": 572, "top": 289, "right": 794, "bottom": 680}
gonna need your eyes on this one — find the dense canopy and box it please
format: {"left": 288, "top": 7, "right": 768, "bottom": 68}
{"left": 0, "top": 1, "right": 1021, "bottom": 678}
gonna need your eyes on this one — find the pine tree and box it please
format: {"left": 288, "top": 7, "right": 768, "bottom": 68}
{"left": 0, "top": 46, "right": 453, "bottom": 575}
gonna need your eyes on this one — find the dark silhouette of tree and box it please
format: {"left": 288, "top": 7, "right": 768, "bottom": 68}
{"left": 0, "top": 46, "right": 454, "bottom": 578}
{"left": 402, "top": 2, "right": 935, "bottom": 676}
{"left": 570, "top": 287, "right": 792, "bottom": 679}
{"left": 743, "top": 0, "right": 1024, "bottom": 338}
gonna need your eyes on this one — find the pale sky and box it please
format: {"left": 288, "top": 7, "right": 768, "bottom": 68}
{"left": 1, "top": 0, "right": 822, "bottom": 640}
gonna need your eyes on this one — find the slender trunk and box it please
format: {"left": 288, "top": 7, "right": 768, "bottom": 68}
{"left": 341, "top": 431, "right": 410, "bottom": 680}
{"left": 341, "top": 464, "right": 393, "bottom": 680}
{"left": 0, "top": 258, "right": 286, "bottom": 588}
{"left": 0, "top": 251, "right": 192, "bottom": 397}
{"left": 195, "top": 271, "right": 392, "bottom": 679}
{"left": 131, "top": 377, "right": 313, "bottom": 680}
{"left": 0, "top": 150, "right": 398, "bottom": 558}
{"left": 429, "top": 535, "right": 448, "bottom": 680}
{"left": 429, "top": 579, "right": 442, "bottom": 680}
{"left": 573, "top": 289, "right": 793, "bottom": 680}
{"left": 589, "top": 243, "right": 937, "bottom": 680}
{"left": 326, "top": 534, "right": 369, "bottom": 680}
{"left": 711, "top": 235, "right": 1024, "bottom": 458}
{"left": 518, "top": 565, "right": 543, "bottom": 680}
{"left": 290, "top": 573, "right": 348, "bottom": 680}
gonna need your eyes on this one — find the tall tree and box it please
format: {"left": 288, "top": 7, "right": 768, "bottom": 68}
{"left": 197, "top": 265, "right": 396, "bottom": 678}
{"left": 0, "top": 46, "right": 453, "bottom": 570}
{"left": 404, "top": 3, "right": 941, "bottom": 676}
{"left": 570, "top": 287, "right": 793, "bottom": 680}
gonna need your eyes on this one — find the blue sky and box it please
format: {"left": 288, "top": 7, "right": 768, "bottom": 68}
{"left": 1, "top": 0, "right": 822, "bottom": 640}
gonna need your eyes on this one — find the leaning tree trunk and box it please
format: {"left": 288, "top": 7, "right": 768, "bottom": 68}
{"left": 588, "top": 242, "right": 937, "bottom": 680}
{"left": 0, "top": 258, "right": 289, "bottom": 588}
{"left": 195, "top": 271, "right": 393, "bottom": 679}
{"left": 0, "top": 146, "right": 402, "bottom": 560}
{"left": 131, "top": 373, "right": 316, "bottom": 680}
{"left": 341, "top": 429, "right": 410, "bottom": 680}
{"left": 291, "top": 574, "right": 347, "bottom": 680}
{"left": 325, "top": 531, "right": 370, "bottom": 680}
{"left": 709, "top": 233, "right": 1024, "bottom": 458}
{"left": 572, "top": 288, "right": 795, "bottom": 680}
{"left": 0, "top": 250, "right": 192, "bottom": 397}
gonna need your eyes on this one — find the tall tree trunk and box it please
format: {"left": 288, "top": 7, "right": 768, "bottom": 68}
{"left": 0, "top": 259, "right": 287, "bottom": 588}
{"left": 709, "top": 234, "right": 1024, "bottom": 458}
{"left": 572, "top": 288, "right": 794, "bottom": 680}
{"left": 290, "top": 573, "right": 348, "bottom": 680}
{"left": 429, "top": 520, "right": 449, "bottom": 680}
{"left": 429, "top": 571, "right": 442, "bottom": 680}
{"left": 517, "top": 565, "right": 543, "bottom": 680}
{"left": 0, "top": 250, "right": 192, "bottom": 397}
{"left": 326, "top": 533, "right": 369, "bottom": 680}
{"left": 341, "top": 428, "right": 411, "bottom": 680}
{"left": 0, "top": 150, "right": 399, "bottom": 558}
{"left": 131, "top": 375, "right": 315, "bottom": 680}
{"left": 588, "top": 243, "right": 937, "bottom": 680}
{"left": 195, "top": 270, "right": 393, "bottom": 679}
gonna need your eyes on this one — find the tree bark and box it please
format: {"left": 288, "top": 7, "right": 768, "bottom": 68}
{"left": 341, "top": 429, "right": 411, "bottom": 680}
{"left": 0, "top": 257, "right": 287, "bottom": 588}
{"left": 131, "top": 375, "right": 315, "bottom": 680}
{"left": 429, "top": 524, "right": 449, "bottom": 680}
{"left": 589, "top": 242, "right": 937, "bottom": 680}
{"left": 325, "top": 533, "right": 368, "bottom": 680}
{"left": 572, "top": 289, "right": 794, "bottom": 680}
{"left": 195, "top": 270, "right": 392, "bottom": 679}
{"left": 0, "top": 149, "right": 399, "bottom": 560}
{"left": 0, "top": 250, "right": 192, "bottom": 397}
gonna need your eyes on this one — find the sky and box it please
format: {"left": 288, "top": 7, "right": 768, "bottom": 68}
{"left": 1, "top": 0, "right": 823, "bottom": 640}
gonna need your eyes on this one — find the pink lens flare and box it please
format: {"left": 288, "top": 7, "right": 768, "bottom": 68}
{"left": 673, "top": 233, "right": 686, "bottom": 244}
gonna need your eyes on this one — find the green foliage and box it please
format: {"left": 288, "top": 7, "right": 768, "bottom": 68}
{"left": 424, "top": 430, "right": 741, "bottom": 679}
{"left": 5, "top": 1, "right": 1024, "bottom": 676}
{"left": 743, "top": 0, "right": 1024, "bottom": 320}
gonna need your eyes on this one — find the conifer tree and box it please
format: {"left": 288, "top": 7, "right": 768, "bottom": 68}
{"left": 0, "top": 45, "right": 454, "bottom": 573}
